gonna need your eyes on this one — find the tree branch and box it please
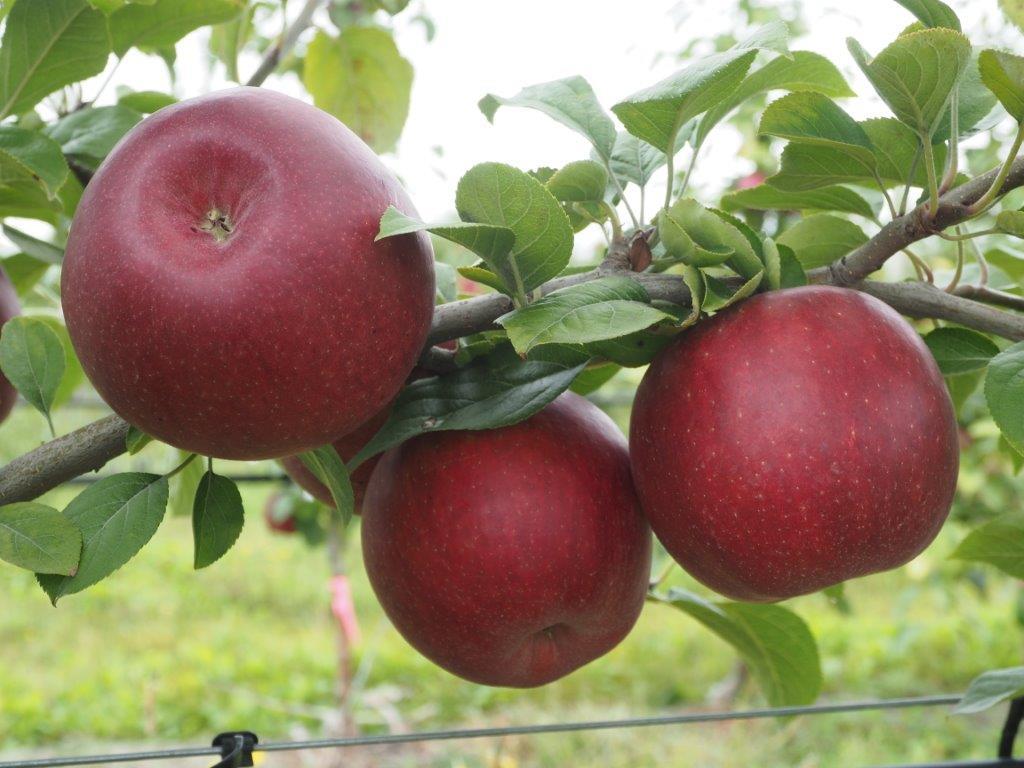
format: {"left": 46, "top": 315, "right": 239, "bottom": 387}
{"left": 829, "top": 156, "right": 1024, "bottom": 286}
{"left": 245, "top": 0, "right": 325, "bottom": 88}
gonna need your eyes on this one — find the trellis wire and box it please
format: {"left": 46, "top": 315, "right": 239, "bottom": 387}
{"left": 0, "top": 693, "right": 1000, "bottom": 768}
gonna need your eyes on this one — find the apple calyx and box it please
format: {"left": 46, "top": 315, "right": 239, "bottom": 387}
{"left": 196, "top": 207, "right": 235, "bottom": 243}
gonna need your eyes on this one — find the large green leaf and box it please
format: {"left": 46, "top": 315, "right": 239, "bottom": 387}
{"left": 612, "top": 48, "right": 757, "bottom": 153}
{"left": 0, "top": 0, "right": 110, "bottom": 119}
{"left": 605, "top": 131, "right": 666, "bottom": 189}
{"left": 769, "top": 118, "right": 945, "bottom": 190}
{"left": 937, "top": 49, "right": 1000, "bottom": 141}
{"left": 38, "top": 473, "right": 169, "bottom": 603}
{"left": 652, "top": 589, "right": 822, "bottom": 707}
{"left": 776, "top": 214, "right": 868, "bottom": 270}
{"left": 979, "top": 49, "right": 1024, "bottom": 124}
{"left": 304, "top": 26, "right": 412, "bottom": 153}
{"left": 692, "top": 51, "right": 854, "bottom": 151}
{"left": 192, "top": 470, "right": 244, "bottom": 569}
{"left": 0, "top": 126, "right": 69, "bottom": 200}
{"left": 455, "top": 163, "right": 573, "bottom": 295}
{"left": 924, "top": 327, "right": 999, "bottom": 375}
{"left": 892, "top": 0, "right": 961, "bottom": 30}
{"left": 497, "top": 277, "right": 672, "bottom": 355}
{"left": 952, "top": 514, "right": 1024, "bottom": 579}
{"left": 956, "top": 667, "right": 1024, "bottom": 714}
{"left": 109, "top": 0, "right": 243, "bottom": 56}
{"left": 0, "top": 316, "right": 65, "bottom": 427}
{"left": 350, "top": 357, "right": 586, "bottom": 468}
{"left": 479, "top": 76, "right": 617, "bottom": 162}
{"left": 659, "top": 198, "right": 762, "bottom": 278}
{"left": 0, "top": 502, "right": 81, "bottom": 575}
{"left": 377, "top": 205, "right": 516, "bottom": 294}
{"left": 44, "top": 105, "right": 142, "bottom": 168}
{"left": 986, "top": 342, "right": 1024, "bottom": 452}
{"left": 848, "top": 28, "right": 971, "bottom": 139}
{"left": 760, "top": 92, "right": 875, "bottom": 166}
{"left": 721, "top": 185, "right": 875, "bottom": 218}
{"left": 3, "top": 224, "right": 63, "bottom": 264}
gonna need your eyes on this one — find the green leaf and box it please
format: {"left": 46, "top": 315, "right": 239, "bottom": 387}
{"left": 847, "top": 28, "right": 971, "bottom": 139}
{"left": 125, "top": 425, "right": 153, "bottom": 455}
{"left": 44, "top": 105, "right": 142, "bottom": 167}
{"left": 298, "top": 446, "right": 354, "bottom": 522}
{"left": 777, "top": 243, "right": 808, "bottom": 288}
{"left": 612, "top": 48, "right": 758, "bottom": 153}
{"left": 546, "top": 160, "right": 608, "bottom": 202}
{"left": 937, "top": 49, "right": 1000, "bottom": 142}
{"left": 692, "top": 51, "right": 855, "bottom": 152}
{"left": 986, "top": 342, "right": 1024, "bottom": 452}
{"left": 457, "top": 265, "right": 506, "bottom": 294}
{"left": 760, "top": 92, "right": 875, "bottom": 166}
{"left": 955, "top": 667, "right": 1024, "bottom": 714}
{"left": 3, "top": 254, "right": 50, "bottom": 295}
{"left": 167, "top": 449, "right": 204, "bottom": 518}
{"left": 652, "top": 588, "right": 822, "bottom": 707}
{"left": 770, "top": 118, "right": 945, "bottom": 190}
{"left": 456, "top": 163, "right": 574, "bottom": 295}
{"left": 703, "top": 271, "right": 765, "bottom": 312}
{"left": 192, "top": 470, "right": 244, "bottom": 569}
{"left": 979, "top": 50, "right": 1024, "bottom": 124}
{"left": 109, "top": 0, "right": 243, "bottom": 56}
{"left": 569, "top": 362, "right": 620, "bottom": 396}
{"left": 208, "top": 2, "right": 252, "bottom": 82}
{"left": 3, "top": 224, "right": 63, "bottom": 264}
{"left": 377, "top": 206, "right": 516, "bottom": 295}
{"left": 659, "top": 198, "right": 762, "bottom": 278}
{"left": 304, "top": 26, "right": 413, "bottom": 153}
{"left": 985, "top": 248, "right": 1024, "bottom": 284}
{"left": 606, "top": 131, "right": 667, "bottom": 189}
{"left": 479, "top": 76, "right": 617, "bottom": 162}
{"left": 0, "top": 181, "right": 63, "bottom": 223}
{"left": 87, "top": 0, "right": 159, "bottom": 13}
{"left": 1003, "top": 0, "right": 1024, "bottom": 33}
{"left": 946, "top": 370, "right": 983, "bottom": 416}
{"left": 924, "top": 327, "right": 999, "bottom": 375}
{"left": 721, "top": 185, "right": 876, "bottom": 219}
{"left": 776, "top": 214, "right": 868, "bottom": 270}
{"left": 0, "top": 317, "right": 65, "bottom": 426}
{"left": 350, "top": 357, "right": 586, "bottom": 468}
{"left": 30, "top": 314, "right": 84, "bottom": 409}
{"left": 497, "top": 277, "right": 672, "bottom": 355}
{"left": 952, "top": 514, "right": 1024, "bottom": 579}
{"left": 0, "top": 502, "right": 81, "bottom": 575}
{"left": 37, "top": 473, "right": 169, "bottom": 603}
{"left": 997, "top": 210, "right": 1024, "bottom": 238}
{"left": 0, "top": 126, "right": 70, "bottom": 200}
{"left": 117, "top": 89, "right": 176, "bottom": 113}
{"left": 0, "top": 0, "right": 111, "bottom": 119}
{"left": 892, "top": 0, "right": 961, "bottom": 30}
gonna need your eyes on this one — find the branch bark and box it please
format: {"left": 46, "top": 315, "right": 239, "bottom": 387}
{"left": 829, "top": 156, "right": 1024, "bottom": 286}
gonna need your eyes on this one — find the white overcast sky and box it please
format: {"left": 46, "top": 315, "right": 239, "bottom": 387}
{"left": 84, "top": 0, "right": 1012, "bottom": 227}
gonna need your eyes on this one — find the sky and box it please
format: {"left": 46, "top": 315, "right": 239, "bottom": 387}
{"left": 71, "top": 0, "right": 1017, "bottom": 229}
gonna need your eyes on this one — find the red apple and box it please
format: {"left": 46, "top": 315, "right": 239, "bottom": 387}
{"left": 61, "top": 87, "right": 435, "bottom": 459}
{"left": 630, "top": 285, "right": 959, "bottom": 602}
{"left": 361, "top": 392, "right": 652, "bottom": 687}
{"left": 0, "top": 267, "right": 20, "bottom": 424}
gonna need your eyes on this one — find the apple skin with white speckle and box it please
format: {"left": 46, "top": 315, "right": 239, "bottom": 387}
{"left": 61, "top": 87, "right": 435, "bottom": 460}
{"left": 0, "top": 267, "right": 20, "bottom": 425}
{"left": 361, "top": 392, "right": 652, "bottom": 688}
{"left": 630, "top": 285, "right": 959, "bottom": 602}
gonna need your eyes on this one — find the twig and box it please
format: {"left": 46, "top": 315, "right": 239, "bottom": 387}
{"left": 245, "top": 0, "right": 325, "bottom": 87}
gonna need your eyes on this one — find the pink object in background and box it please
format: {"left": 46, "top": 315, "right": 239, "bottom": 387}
{"left": 330, "top": 575, "right": 361, "bottom": 646}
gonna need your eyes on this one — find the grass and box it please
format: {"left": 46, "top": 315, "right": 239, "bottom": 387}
{"left": 1, "top": 402, "right": 1023, "bottom": 766}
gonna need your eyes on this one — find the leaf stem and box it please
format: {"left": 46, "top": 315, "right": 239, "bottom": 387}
{"left": 945, "top": 228, "right": 966, "bottom": 293}
{"left": 968, "top": 122, "right": 1024, "bottom": 216}
{"left": 936, "top": 228, "right": 999, "bottom": 242}
{"left": 899, "top": 146, "right": 923, "bottom": 217}
{"left": 606, "top": 166, "right": 640, "bottom": 230}
{"left": 165, "top": 453, "right": 198, "bottom": 480}
{"left": 903, "top": 248, "right": 933, "bottom": 284}
{"left": 940, "top": 87, "right": 960, "bottom": 195}
{"left": 922, "top": 136, "right": 941, "bottom": 219}
{"left": 873, "top": 171, "right": 898, "bottom": 220}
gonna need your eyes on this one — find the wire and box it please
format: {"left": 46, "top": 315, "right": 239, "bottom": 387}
{"left": 0, "top": 694, "right": 964, "bottom": 768}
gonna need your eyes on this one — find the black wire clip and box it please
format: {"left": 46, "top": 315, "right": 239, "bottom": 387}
{"left": 209, "top": 731, "right": 259, "bottom": 768}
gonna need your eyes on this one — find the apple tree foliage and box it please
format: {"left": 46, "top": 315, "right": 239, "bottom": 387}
{"left": 3, "top": 0, "right": 1024, "bottom": 708}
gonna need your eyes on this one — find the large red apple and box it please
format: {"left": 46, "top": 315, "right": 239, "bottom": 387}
{"left": 630, "top": 285, "right": 959, "bottom": 602}
{"left": 0, "top": 267, "right": 20, "bottom": 424}
{"left": 361, "top": 392, "right": 652, "bottom": 687}
{"left": 61, "top": 87, "right": 435, "bottom": 459}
